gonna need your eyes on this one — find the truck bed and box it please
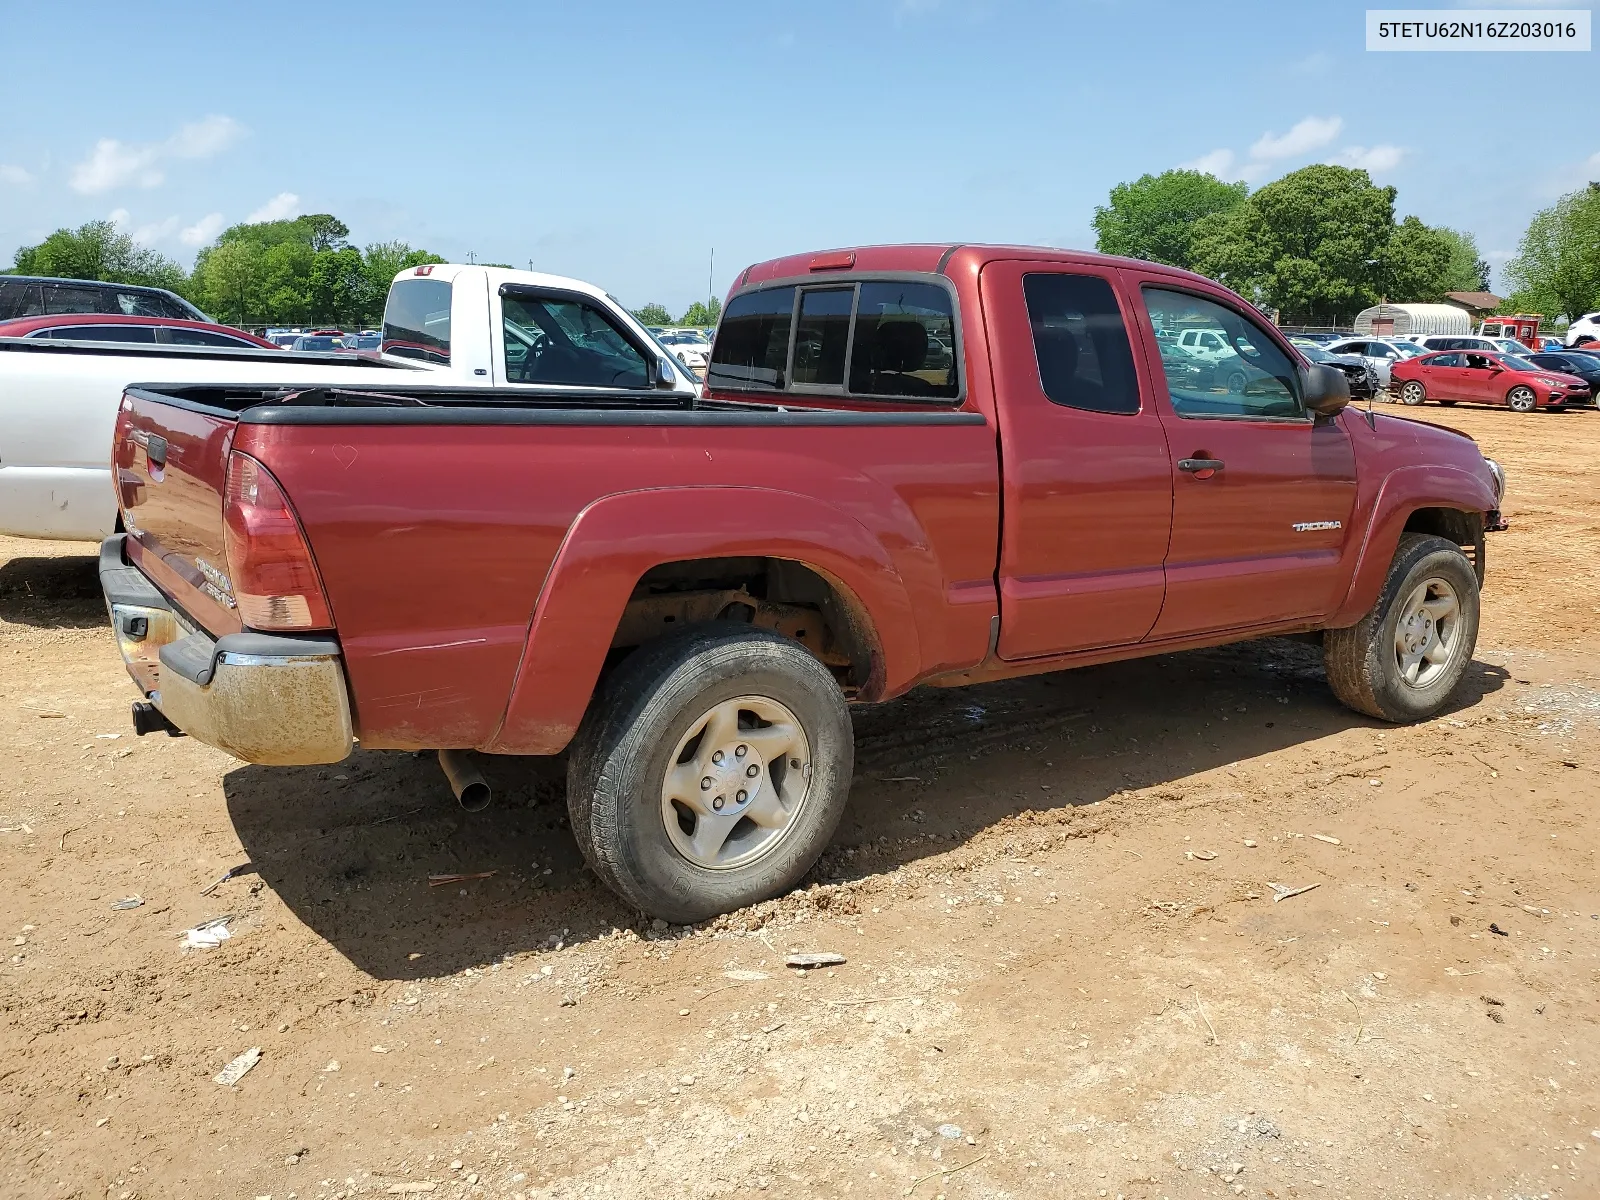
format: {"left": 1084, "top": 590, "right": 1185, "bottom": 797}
{"left": 114, "top": 382, "right": 1000, "bottom": 755}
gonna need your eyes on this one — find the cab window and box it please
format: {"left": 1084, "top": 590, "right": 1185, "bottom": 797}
{"left": 1143, "top": 288, "right": 1301, "bottom": 419}
{"left": 1021, "top": 272, "right": 1139, "bottom": 414}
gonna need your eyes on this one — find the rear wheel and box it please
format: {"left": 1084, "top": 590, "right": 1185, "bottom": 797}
{"left": 566, "top": 625, "right": 853, "bottom": 923}
{"left": 1398, "top": 381, "right": 1427, "bottom": 406}
{"left": 1323, "top": 533, "right": 1480, "bottom": 722}
{"left": 1506, "top": 386, "right": 1537, "bottom": 413}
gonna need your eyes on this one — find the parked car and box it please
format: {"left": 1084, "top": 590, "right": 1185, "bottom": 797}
{"left": 343, "top": 332, "right": 383, "bottom": 353}
{"left": 1525, "top": 349, "right": 1600, "bottom": 395}
{"left": 265, "top": 331, "right": 305, "bottom": 349}
{"left": 0, "top": 263, "right": 698, "bottom": 541}
{"left": 1563, "top": 312, "right": 1600, "bottom": 347}
{"left": 1391, "top": 349, "right": 1593, "bottom": 412}
{"left": 656, "top": 329, "right": 710, "bottom": 375}
{"left": 0, "top": 313, "right": 279, "bottom": 349}
{"left": 1298, "top": 343, "right": 1381, "bottom": 398}
{"left": 0, "top": 275, "right": 206, "bottom": 322}
{"left": 288, "top": 334, "right": 346, "bottom": 352}
{"left": 1324, "top": 337, "right": 1427, "bottom": 389}
{"left": 100, "top": 243, "right": 1504, "bottom": 923}
{"left": 1408, "top": 334, "right": 1502, "bottom": 354}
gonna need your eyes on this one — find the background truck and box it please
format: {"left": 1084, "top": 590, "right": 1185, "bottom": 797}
{"left": 0, "top": 264, "right": 698, "bottom": 541}
{"left": 101, "top": 244, "right": 1506, "bottom": 922}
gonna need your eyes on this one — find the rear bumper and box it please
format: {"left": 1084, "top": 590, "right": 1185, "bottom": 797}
{"left": 99, "top": 534, "right": 354, "bottom": 765}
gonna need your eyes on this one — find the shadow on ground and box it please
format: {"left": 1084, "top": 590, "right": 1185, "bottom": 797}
{"left": 0, "top": 554, "right": 106, "bottom": 629}
{"left": 224, "top": 637, "right": 1508, "bottom": 981}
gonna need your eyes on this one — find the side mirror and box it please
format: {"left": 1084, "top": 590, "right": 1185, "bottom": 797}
{"left": 655, "top": 354, "right": 679, "bottom": 389}
{"left": 1301, "top": 363, "right": 1350, "bottom": 419}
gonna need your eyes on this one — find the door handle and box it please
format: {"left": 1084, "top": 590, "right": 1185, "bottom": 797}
{"left": 1178, "top": 457, "right": 1225, "bottom": 473}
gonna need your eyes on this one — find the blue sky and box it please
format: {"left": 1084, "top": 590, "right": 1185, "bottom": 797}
{"left": 1, "top": 0, "right": 1591, "bottom": 312}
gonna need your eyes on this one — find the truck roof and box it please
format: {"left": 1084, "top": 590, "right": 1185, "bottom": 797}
{"left": 733, "top": 243, "right": 1213, "bottom": 290}
{"left": 389, "top": 262, "right": 618, "bottom": 305}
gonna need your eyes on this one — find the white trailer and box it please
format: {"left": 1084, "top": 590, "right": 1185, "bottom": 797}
{"left": 1352, "top": 303, "right": 1471, "bottom": 338}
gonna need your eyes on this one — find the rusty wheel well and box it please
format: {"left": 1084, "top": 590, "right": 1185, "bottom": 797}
{"left": 1403, "top": 507, "right": 1486, "bottom": 584}
{"left": 610, "top": 557, "right": 882, "bottom": 696}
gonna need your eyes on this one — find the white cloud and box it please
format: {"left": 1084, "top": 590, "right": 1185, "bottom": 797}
{"left": 1250, "top": 116, "right": 1343, "bottom": 161}
{"left": 1336, "top": 144, "right": 1405, "bottom": 173}
{"left": 109, "top": 208, "right": 183, "bottom": 246}
{"left": 1181, "top": 148, "right": 1235, "bottom": 177}
{"left": 70, "top": 115, "right": 243, "bottom": 194}
{"left": 245, "top": 191, "right": 301, "bottom": 224}
{"left": 180, "top": 213, "right": 226, "bottom": 246}
{"left": 0, "top": 164, "right": 34, "bottom": 186}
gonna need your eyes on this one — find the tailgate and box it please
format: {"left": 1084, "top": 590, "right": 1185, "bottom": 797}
{"left": 113, "top": 389, "right": 243, "bottom": 636}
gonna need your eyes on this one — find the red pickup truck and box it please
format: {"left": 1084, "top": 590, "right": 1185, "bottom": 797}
{"left": 101, "top": 245, "right": 1506, "bottom": 922}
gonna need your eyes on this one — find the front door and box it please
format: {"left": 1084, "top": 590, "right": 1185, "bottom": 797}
{"left": 982, "top": 260, "right": 1175, "bottom": 659}
{"left": 1129, "top": 281, "right": 1358, "bottom": 638}
{"left": 1459, "top": 352, "right": 1500, "bottom": 402}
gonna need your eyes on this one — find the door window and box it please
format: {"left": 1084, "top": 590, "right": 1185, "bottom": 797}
{"left": 1427, "top": 352, "right": 1463, "bottom": 367}
{"left": 501, "top": 291, "right": 649, "bottom": 388}
{"left": 43, "top": 285, "right": 111, "bottom": 315}
{"left": 1021, "top": 273, "right": 1139, "bottom": 414}
{"left": 37, "top": 324, "right": 157, "bottom": 342}
{"left": 790, "top": 288, "right": 853, "bottom": 389}
{"left": 1462, "top": 353, "right": 1495, "bottom": 371}
{"left": 163, "top": 326, "right": 253, "bottom": 347}
{"left": 1143, "top": 289, "right": 1301, "bottom": 419}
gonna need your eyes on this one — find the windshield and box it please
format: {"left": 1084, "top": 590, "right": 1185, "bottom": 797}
{"left": 1390, "top": 342, "right": 1425, "bottom": 357}
{"left": 1299, "top": 345, "right": 1333, "bottom": 362}
{"left": 294, "top": 336, "right": 342, "bottom": 351}
{"left": 350, "top": 334, "right": 381, "bottom": 350}
{"left": 1499, "top": 354, "right": 1538, "bottom": 371}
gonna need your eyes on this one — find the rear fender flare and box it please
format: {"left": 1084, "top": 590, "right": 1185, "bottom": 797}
{"left": 485, "top": 486, "right": 918, "bottom": 755}
{"left": 1329, "top": 464, "right": 1497, "bottom": 626}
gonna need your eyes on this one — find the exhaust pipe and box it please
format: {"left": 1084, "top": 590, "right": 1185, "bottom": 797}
{"left": 438, "top": 749, "right": 492, "bottom": 812}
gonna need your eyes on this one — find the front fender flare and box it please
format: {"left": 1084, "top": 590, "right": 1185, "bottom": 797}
{"left": 1329, "top": 463, "right": 1497, "bottom": 627}
{"left": 485, "top": 486, "right": 919, "bottom": 755}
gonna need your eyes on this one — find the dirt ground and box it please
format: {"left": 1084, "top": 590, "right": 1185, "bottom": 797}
{"left": 2, "top": 404, "right": 1598, "bottom": 1200}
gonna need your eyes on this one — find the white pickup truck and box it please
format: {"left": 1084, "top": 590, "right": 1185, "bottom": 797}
{"left": 0, "top": 264, "right": 698, "bottom": 541}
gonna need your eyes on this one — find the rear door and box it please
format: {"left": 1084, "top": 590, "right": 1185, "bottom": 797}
{"left": 981, "top": 259, "right": 1174, "bottom": 658}
{"left": 1126, "top": 276, "right": 1357, "bottom": 637}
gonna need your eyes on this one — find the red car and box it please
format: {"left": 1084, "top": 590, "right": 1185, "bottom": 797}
{"left": 102, "top": 243, "right": 1507, "bottom": 921}
{"left": 0, "top": 313, "right": 279, "bottom": 349}
{"left": 1391, "top": 348, "right": 1592, "bottom": 413}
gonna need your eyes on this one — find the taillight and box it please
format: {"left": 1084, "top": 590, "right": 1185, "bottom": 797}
{"left": 222, "top": 451, "right": 333, "bottom": 630}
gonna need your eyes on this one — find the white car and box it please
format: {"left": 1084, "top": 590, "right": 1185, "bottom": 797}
{"left": 656, "top": 328, "right": 711, "bottom": 375}
{"left": 1323, "top": 337, "right": 1427, "bottom": 389}
{"left": 0, "top": 264, "right": 698, "bottom": 540}
{"left": 1403, "top": 334, "right": 1502, "bottom": 354}
{"left": 1173, "top": 327, "right": 1234, "bottom": 364}
{"left": 1565, "top": 312, "right": 1600, "bottom": 347}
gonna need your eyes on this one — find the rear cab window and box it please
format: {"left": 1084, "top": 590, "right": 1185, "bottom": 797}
{"left": 707, "top": 276, "right": 959, "bottom": 402}
{"left": 383, "top": 278, "right": 453, "bottom": 364}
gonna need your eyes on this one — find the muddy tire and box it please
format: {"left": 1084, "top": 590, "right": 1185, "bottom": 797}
{"left": 1323, "top": 534, "right": 1480, "bottom": 723}
{"left": 566, "top": 624, "right": 853, "bottom": 923}
{"left": 1398, "top": 380, "right": 1427, "bottom": 406}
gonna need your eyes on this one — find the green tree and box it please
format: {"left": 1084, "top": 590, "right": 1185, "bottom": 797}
{"left": 632, "top": 302, "right": 673, "bottom": 325}
{"left": 302, "top": 214, "right": 350, "bottom": 253}
{"left": 200, "top": 239, "right": 266, "bottom": 324}
{"left": 1381, "top": 216, "right": 1455, "bottom": 304}
{"left": 1092, "top": 170, "right": 1249, "bottom": 269}
{"left": 678, "top": 297, "right": 721, "bottom": 326}
{"left": 1191, "top": 164, "right": 1397, "bottom": 324}
{"left": 307, "top": 247, "right": 367, "bottom": 325}
{"left": 1434, "top": 227, "right": 1491, "bottom": 293}
{"left": 1503, "top": 187, "right": 1600, "bottom": 321}
{"left": 11, "top": 219, "right": 186, "bottom": 291}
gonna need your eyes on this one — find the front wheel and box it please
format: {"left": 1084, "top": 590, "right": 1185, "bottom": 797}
{"left": 1323, "top": 533, "right": 1480, "bottom": 722}
{"left": 566, "top": 625, "right": 853, "bottom": 923}
{"left": 1506, "top": 386, "right": 1538, "bottom": 413}
{"left": 1398, "top": 381, "right": 1427, "bottom": 406}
